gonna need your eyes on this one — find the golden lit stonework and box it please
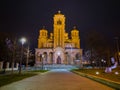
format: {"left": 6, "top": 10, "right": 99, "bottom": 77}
{"left": 35, "top": 11, "right": 82, "bottom": 66}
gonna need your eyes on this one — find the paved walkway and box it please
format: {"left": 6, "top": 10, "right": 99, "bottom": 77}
{"left": 0, "top": 69, "right": 114, "bottom": 90}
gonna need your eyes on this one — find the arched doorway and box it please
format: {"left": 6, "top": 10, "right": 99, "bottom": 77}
{"left": 57, "top": 56, "right": 61, "bottom": 64}
{"left": 43, "top": 52, "right": 47, "bottom": 64}
{"left": 54, "top": 47, "right": 64, "bottom": 64}
{"left": 65, "top": 52, "right": 68, "bottom": 64}
{"left": 49, "top": 52, "right": 53, "bottom": 64}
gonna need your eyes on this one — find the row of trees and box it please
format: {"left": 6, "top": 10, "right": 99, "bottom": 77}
{"left": 83, "top": 30, "right": 119, "bottom": 68}
{"left": 0, "top": 32, "right": 35, "bottom": 73}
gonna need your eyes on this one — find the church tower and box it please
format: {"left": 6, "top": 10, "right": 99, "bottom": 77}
{"left": 71, "top": 26, "right": 80, "bottom": 48}
{"left": 38, "top": 27, "right": 48, "bottom": 48}
{"left": 53, "top": 11, "right": 65, "bottom": 48}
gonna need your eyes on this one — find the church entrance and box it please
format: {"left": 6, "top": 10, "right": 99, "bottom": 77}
{"left": 54, "top": 47, "right": 64, "bottom": 64}
{"left": 57, "top": 56, "right": 61, "bottom": 64}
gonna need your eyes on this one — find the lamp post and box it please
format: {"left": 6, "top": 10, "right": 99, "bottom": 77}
{"left": 19, "top": 37, "right": 26, "bottom": 74}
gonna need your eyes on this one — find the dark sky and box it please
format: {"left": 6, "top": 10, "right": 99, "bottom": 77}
{"left": 0, "top": 0, "right": 120, "bottom": 50}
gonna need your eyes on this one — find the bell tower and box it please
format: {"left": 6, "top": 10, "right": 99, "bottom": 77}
{"left": 38, "top": 27, "right": 48, "bottom": 48}
{"left": 71, "top": 26, "right": 80, "bottom": 48}
{"left": 53, "top": 11, "right": 65, "bottom": 48}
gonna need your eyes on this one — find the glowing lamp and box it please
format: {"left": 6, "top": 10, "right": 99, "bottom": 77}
{"left": 20, "top": 37, "right": 26, "bottom": 45}
{"left": 42, "top": 54, "right": 44, "bottom": 58}
{"left": 119, "top": 52, "right": 120, "bottom": 56}
{"left": 57, "top": 52, "right": 60, "bottom": 56}
{"left": 115, "top": 72, "right": 119, "bottom": 75}
{"left": 96, "top": 72, "right": 99, "bottom": 75}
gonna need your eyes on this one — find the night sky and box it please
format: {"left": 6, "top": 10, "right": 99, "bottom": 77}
{"left": 0, "top": 0, "right": 120, "bottom": 51}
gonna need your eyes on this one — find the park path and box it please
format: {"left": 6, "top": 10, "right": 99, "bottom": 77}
{"left": 0, "top": 69, "right": 114, "bottom": 90}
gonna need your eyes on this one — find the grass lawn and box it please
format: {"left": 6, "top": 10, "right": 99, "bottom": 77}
{"left": 73, "top": 68, "right": 120, "bottom": 82}
{"left": 28, "top": 70, "right": 49, "bottom": 73}
{"left": 0, "top": 70, "right": 48, "bottom": 87}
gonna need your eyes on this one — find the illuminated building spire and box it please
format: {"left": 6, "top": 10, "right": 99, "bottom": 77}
{"left": 73, "top": 26, "right": 77, "bottom": 29}
{"left": 42, "top": 26, "right": 45, "bottom": 29}
{"left": 58, "top": 10, "right": 61, "bottom": 14}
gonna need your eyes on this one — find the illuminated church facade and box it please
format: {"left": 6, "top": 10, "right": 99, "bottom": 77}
{"left": 35, "top": 11, "right": 82, "bottom": 66}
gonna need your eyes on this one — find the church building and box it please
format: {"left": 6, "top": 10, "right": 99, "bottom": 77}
{"left": 35, "top": 11, "right": 82, "bottom": 66}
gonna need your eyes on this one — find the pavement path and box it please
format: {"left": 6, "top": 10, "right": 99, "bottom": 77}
{"left": 0, "top": 69, "right": 114, "bottom": 90}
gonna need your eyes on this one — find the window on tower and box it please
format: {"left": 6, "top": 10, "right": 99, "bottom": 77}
{"left": 57, "top": 20, "right": 62, "bottom": 25}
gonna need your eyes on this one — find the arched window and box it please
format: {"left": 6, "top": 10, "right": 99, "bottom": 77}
{"left": 57, "top": 20, "right": 62, "bottom": 25}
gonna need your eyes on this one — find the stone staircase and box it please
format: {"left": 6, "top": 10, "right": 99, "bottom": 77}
{"left": 34, "top": 64, "right": 78, "bottom": 70}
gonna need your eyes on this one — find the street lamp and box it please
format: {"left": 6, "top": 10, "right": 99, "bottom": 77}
{"left": 19, "top": 37, "right": 26, "bottom": 74}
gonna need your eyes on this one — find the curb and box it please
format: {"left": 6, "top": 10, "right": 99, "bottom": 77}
{"left": 72, "top": 71, "right": 120, "bottom": 89}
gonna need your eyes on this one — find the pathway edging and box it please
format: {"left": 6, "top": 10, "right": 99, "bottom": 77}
{"left": 72, "top": 71, "right": 120, "bottom": 89}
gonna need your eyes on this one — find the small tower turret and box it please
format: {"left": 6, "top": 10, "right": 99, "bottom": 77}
{"left": 71, "top": 26, "right": 80, "bottom": 48}
{"left": 38, "top": 26, "right": 48, "bottom": 48}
